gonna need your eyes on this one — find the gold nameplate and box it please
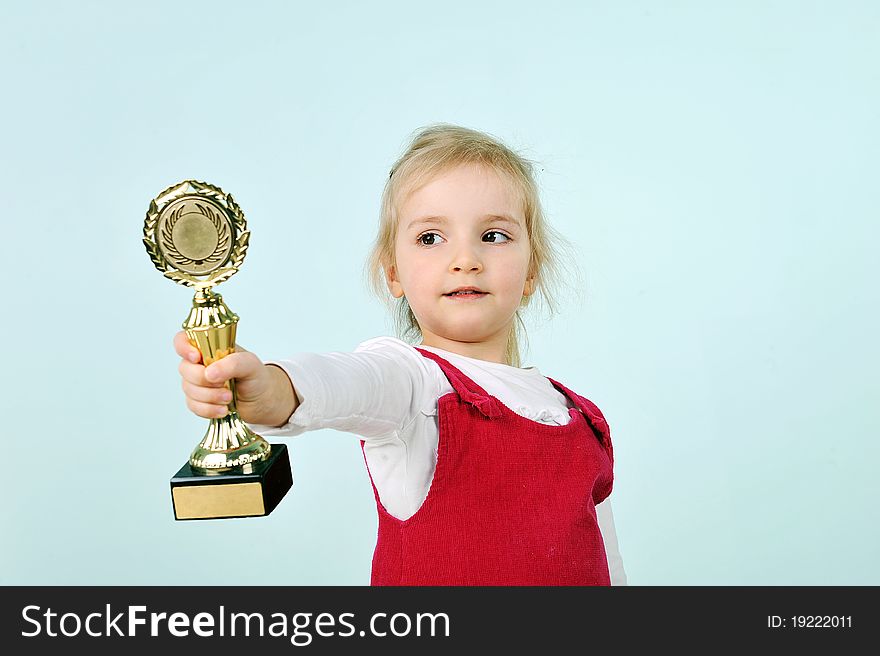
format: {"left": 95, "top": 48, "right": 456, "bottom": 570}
{"left": 172, "top": 483, "right": 265, "bottom": 520}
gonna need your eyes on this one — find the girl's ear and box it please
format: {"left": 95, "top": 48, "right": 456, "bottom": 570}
{"left": 385, "top": 264, "right": 405, "bottom": 299}
{"left": 523, "top": 276, "right": 536, "bottom": 297}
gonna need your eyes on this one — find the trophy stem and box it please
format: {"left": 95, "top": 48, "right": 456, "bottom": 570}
{"left": 183, "top": 288, "right": 271, "bottom": 473}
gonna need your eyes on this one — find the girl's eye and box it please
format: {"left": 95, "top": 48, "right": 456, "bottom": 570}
{"left": 417, "top": 232, "right": 444, "bottom": 246}
{"left": 484, "top": 231, "right": 511, "bottom": 243}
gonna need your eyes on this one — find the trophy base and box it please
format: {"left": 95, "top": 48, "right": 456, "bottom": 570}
{"left": 170, "top": 443, "right": 292, "bottom": 520}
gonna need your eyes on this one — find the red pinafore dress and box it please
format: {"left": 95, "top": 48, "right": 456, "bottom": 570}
{"left": 359, "top": 347, "right": 615, "bottom": 586}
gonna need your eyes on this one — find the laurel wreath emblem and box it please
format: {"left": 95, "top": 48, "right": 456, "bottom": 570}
{"left": 143, "top": 180, "right": 250, "bottom": 290}
{"left": 159, "top": 202, "right": 231, "bottom": 268}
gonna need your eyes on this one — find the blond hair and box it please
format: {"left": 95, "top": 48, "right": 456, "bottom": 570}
{"left": 362, "top": 123, "right": 583, "bottom": 367}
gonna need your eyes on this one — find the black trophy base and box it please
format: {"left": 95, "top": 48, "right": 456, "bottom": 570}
{"left": 170, "top": 443, "right": 292, "bottom": 520}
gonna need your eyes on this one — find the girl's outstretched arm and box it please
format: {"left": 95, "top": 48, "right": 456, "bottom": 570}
{"left": 243, "top": 338, "right": 434, "bottom": 442}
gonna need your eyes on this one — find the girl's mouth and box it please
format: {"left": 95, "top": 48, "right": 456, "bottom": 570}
{"left": 444, "top": 291, "right": 488, "bottom": 299}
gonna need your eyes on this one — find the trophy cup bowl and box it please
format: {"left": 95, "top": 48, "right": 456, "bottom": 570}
{"left": 143, "top": 180, "right": 292, "bottom": 520}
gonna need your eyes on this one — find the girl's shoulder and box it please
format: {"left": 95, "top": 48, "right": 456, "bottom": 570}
{"left": 550, "top": 380, "right": 610, "bottom": 430}
{"left": 355, "top": 334, "right": 416, "bottom": 354}
{"left": 355, "top": 335, "right": 432, "bottom": 368}
{"left": 547, "top": 379, "right": 613, "bottom": 459}
{"left": 354, "top": 335, "right": 443, "bottom": 413}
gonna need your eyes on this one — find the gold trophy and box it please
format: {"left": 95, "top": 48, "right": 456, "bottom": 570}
{"left": 143, "top": 180, "right": 292, "bottom": 520}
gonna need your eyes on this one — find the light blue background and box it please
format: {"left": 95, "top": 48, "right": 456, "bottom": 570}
{"left": 1, "top": 1, "right": 876, "bottom": 585}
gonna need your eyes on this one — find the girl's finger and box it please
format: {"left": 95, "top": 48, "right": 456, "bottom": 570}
{"left": 185, "top": 398, "right": 231, "bottom": 419}
{"left": 182, "top": 379, "right": 233, "bottom": 405}
{"left": 178, "top": 358, "right": 226, "bottom": 388}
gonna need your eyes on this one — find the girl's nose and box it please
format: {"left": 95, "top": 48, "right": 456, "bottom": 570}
{"left": 449, "top": 248, "right": 483, "bottom": 272}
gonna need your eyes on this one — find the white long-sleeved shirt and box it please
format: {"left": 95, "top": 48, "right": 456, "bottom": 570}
{"left": 247, "top": 335, "right": 627, "bottom": 585}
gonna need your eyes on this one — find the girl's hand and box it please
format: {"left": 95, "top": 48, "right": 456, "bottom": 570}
{"left": 173, "top": 330, "right": 273, "bottom": 423}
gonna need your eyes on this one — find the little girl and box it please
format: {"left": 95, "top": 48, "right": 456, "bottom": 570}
{"left": 173, "top": 123, "right": 627, "bottom": 586}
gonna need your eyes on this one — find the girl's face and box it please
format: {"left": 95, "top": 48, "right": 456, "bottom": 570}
{"left": 386, "top": 163, "right": 535, "bottom": 363}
